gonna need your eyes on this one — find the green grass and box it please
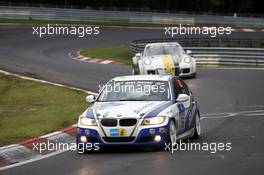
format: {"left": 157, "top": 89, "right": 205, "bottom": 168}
{"left": 0, "top": 73, "right": 88, "bottom": 146}
{"left": 80, "top": 45, "right": 131, "bottom": 64}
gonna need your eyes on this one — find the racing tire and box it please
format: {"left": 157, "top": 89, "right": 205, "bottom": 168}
{"left": 168, "top": 120, "right": 177, "bottom": 144}
{"left": 192, "top": 73, "right": 196, "bottom": 78}
{"left": 132, "top": 64, "right": 140, "bottom": 75}
{"left": 192, "top": 111, "right": 201, "bottom": 139}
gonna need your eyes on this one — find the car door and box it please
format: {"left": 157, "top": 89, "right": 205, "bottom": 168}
{"left": 177, "top": 79, "right": 196, "bottom": 131}
{"left": 172, "top": 78, "right": 192, "bottom": 132}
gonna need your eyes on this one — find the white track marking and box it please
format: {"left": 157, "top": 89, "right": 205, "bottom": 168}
{"left": 199, "top": 67, "right": 264, "bottom": 70}
{"left": 100, "top": 60, "right": 113, "bottom": 64}
{"left": 244, "top": 113, "right": 264, "bottom": 117}
{"left": 243, "top": 29, "right": 254, "bottom": 32}
{"left": 0, "top": 145, "right": 41, "bottom": 163}
{"left": 201, "top": 109, "right": 264, "bottom": 120}
{"left": 40, "top": 131, "right": 62, "bottom": 139}
{"left": 0, "top": 150, "right": 67, "bottom": 171}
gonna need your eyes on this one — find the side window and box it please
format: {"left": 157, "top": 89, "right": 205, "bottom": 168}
{"left": 174, "top": 79, "right": 190, "bottom": 96}
{"left": 179, "top": 79, "right": 190, "bottom": 95}
{"left": 173, "top": 79, "right": 182, "bottom": 99}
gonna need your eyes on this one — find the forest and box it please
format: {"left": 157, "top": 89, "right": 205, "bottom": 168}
{"left": 1, "top": 0, "right": 263, "bottom": 14}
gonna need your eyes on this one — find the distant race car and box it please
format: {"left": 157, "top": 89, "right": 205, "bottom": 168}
{"left": 76, "top": 75, "right": 201, "bottom": 150}
{"left": 132, "top": 42, "right": 196, "bottom": 78}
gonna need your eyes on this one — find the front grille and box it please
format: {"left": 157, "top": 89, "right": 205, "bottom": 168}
{"left": 147, "top": 70, "right": 156, "bottom": 74}
{"left": 182, "top": 68, "right": 190, "bottom": 73}
{"left": 103, "top": 137, "right": 135, "bottom": 143}
{"left": 101, "top": 119, "right": 117, "bottom": 127}
{"left": 119, "top": 119, "right": 137, "bottom": 126}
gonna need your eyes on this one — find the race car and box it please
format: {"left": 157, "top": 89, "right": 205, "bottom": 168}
{"left": 76, "top": 75, "right": 201, "bottom": 150}
{"left": 132, "top": 42, "right": 196, "bottom": 77}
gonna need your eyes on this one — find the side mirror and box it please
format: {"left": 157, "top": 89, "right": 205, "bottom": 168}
{"left": 86, "top": 95, "right": 95, "bottom": 103}
{"left": 177, "top": 94, "right": 189, "bottom": 102}
{"left": 186, "top": 50, "right": 192, "bottom": 55}
{"left": 132, "top": 56, "right": 139, "bottom": 65}
{"left": 135, "top": 53, "right": 141, "bottom": 57}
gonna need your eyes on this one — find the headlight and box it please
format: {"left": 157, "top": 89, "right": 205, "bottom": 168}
{"left": 144, "top": 59, "right": 151, "bottom": 65}
{"left": 142, "top": 116, "right": 165, "bottom": 125}
{"left": 184, "top": 57, "right": 191, "bottom": 63}
{"left": 80, "top": 117, "right": 97, "bottom": 126}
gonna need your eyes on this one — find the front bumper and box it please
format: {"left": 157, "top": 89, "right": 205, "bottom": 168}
{"left": 143, "top": 67, "right": 180, "bottom": 76}
{"left": 76, "top": 123, "right": 170, "bottom": 147}
{"left": 179, "top": 62, "right": 196, "bottom": 77}
{"left": 143, "top": 65, "right": 194, "bottom": 77}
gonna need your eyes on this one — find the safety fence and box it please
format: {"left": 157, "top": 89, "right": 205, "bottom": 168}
{"left": 130, "top": 39, "right": 264, "bottom": 66}
{"left": 1, "top": 6, "right": 264, "bottom": 27}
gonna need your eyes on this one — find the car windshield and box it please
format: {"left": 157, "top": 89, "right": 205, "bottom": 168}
{"left": 97, "top": 80, "right": 170, "bottom": 101}
{"left": 144, "top": 44, "right": 185, "bottom": 57}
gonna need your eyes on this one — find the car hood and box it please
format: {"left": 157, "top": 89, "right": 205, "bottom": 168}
{"left": 143, "top": 55, "right": 180, "bottom": 67}
{"left": 90, "top": 101, "right": 166, "bottom": 119}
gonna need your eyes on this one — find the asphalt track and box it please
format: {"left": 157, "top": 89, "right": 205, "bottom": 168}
{"left": 0, "top": 25, "right": 264, "bottom": 175}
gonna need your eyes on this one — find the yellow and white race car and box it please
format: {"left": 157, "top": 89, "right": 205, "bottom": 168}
{"left": 132, "top": 42, "right": 196, "bottom": 78}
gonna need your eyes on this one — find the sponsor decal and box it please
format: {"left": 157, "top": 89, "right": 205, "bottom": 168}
{"left": 109, "top": 128, "right": 127, "bottom": 137}
{"left": 162, "top": 55, "right": 175, "bottom": 76}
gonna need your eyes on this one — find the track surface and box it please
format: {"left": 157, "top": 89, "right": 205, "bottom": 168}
{"left": 1, "top": 25, "right": 264, "bottom": 175}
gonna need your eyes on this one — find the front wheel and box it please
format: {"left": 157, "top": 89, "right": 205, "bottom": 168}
{"left": 132, "top": 64, "right": 140, "bottom": 75}
{"left": 168, "top": 120, "right": 177, "bottom": 144}
{"left": 192, "top": 111, "right": 201, "bottom": 139}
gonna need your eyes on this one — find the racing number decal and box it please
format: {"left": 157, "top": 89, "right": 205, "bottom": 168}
{"left": 178, "top": 103, "right": 186, "bottom": 130}
{"left": 110, "top": 128, "right": 127, "bottom": 136}
{"left": 162, "top": 55, "right": 175, "bottom": 76}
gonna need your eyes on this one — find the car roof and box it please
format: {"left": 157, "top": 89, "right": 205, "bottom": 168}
{"left": 145, "top": 42, "right": 180, "bottom": 47}
{"left": 111, "top": 75, "right": 175, "bottom": 82}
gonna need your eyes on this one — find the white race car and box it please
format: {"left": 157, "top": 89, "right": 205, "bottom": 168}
{"left": 76, "top": 75, "right": 201, "bottom": 149}
{"left": 132, "top": 42, "right": 196, "bottom": 78}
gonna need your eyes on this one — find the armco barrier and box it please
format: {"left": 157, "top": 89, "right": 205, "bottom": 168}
{"left": 130, "top": 39, "right": 264, "bottom": 66}
{"left": 1, "top": 6, "right": 264, "bottom": 27}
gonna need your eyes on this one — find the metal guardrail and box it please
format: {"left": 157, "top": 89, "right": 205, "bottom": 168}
{"left": 1, "top": 2, "right": 264, "bottom": 18}
{"left": 130, "top": 39, "right": 264, "bottom": 66}
{"left": 0, "top": 6, "right": 264, "bottom": 27}
{"left": 130, "top": 38, "right": 264, "bottom": 55}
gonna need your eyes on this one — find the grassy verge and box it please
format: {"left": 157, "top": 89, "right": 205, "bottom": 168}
{"left": 80, "top": 45, "right": 131, "bottom": 64}
{"left": 0, "top": 72, "right": 87, "bottom": 146}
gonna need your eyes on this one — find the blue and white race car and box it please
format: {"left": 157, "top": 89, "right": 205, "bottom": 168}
{"left": 76, "top": 75, "right": 201, "bottom": 149}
